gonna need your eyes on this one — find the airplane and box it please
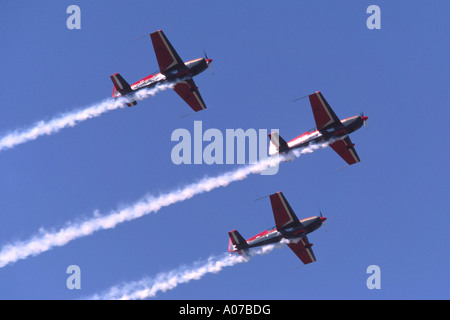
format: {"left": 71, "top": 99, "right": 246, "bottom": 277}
{"left": 269, "top": 91, "right": 368, "bottom": 165}
{"left": 228, "top": 191, "right": 327, "bottom": 265}
{"left": 110, "top": 29, "right": 213, "bottom": 111}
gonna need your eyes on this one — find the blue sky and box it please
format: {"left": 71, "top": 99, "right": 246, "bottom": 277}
{"left": 0, "top": 1, "right": 449, "bottom": 299}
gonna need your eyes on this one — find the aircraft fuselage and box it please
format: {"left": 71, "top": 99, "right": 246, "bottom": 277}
{"left": 244, "top": 216, "right": 325, "bottom": 250}
{"left": 130, "top": 58, "right": 211, "bottom": 93}
{"left": 287, "top": 115, "right": 365, "bottom": 152}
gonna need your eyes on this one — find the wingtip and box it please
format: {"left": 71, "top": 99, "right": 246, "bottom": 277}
{"left": 149, "top": 29, "right": 162, "bottom": 36}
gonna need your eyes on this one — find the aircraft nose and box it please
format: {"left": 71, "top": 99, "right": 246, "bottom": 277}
{"left": 320, "top": 217, "right": 327, "bottom": 222}
{"left": 206, "top": 58, "right": 213, "bottom": 65}
{"left": 361, "top": 116, "right": 368, "bottom": 121}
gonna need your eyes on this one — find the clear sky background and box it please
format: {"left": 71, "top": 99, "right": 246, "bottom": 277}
{"left": 0, "top": 1, "right": 448, "bottom": 299}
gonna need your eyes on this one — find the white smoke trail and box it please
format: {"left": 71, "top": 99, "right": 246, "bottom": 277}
{"left": 0, "top": 82, "right": 175, "bottom": 152}
{"left": 0, "top": 142, "right": 330, "bottom": 269}
{"left": 89, "top": 242, "right": 288, "bottom": 300}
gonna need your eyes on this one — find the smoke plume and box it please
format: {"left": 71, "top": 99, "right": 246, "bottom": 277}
{"left": 0, "top": 83, "right": 175, "bottom": 152}
{"left": 90, "top": 241, "right": 287, "bottom": 300}
{"left": 0, "top": 143, "right": 330, "bottom": 268}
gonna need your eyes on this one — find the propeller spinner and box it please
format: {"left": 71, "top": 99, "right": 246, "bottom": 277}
{"left": 360, "top": 112, "right": 369, "bottom": 127}
{"left": 203, "top": 49, "right": 214, "bottom": 75}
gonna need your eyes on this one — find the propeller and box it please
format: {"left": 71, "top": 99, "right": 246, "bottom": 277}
{"left": 319, "top": 209, "right": 327, "bottom": 232}
{"left": 360, "top": 112, "right": 369, "bottom": 128}
{"left": 203, "top": 49, "right": 214, "bottom": 75}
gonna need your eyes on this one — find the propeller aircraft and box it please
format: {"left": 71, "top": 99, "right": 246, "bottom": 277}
{"left": 269, "top": 91, "right": 368, "bottom": 165}
{"left": 228, "top": 191, "right": 327, "bottom": 265}
{"left": 110, "top": 30, "right": 212, "bottom": 111}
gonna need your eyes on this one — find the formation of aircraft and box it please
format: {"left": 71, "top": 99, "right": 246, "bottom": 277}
{"left": 110, "top": 30, "right": 212, "bottom": 111}
{"left": 228, "top": 93, "right": 368, "bottom": 264}
{"left": 109, "top": 30, "right": 368, "bottom": 267}
{"left": 228, "top": 192, "right": 326, "bottom": 265}
{"left": 269, "top": 91, "right": 368, "bottom": 165}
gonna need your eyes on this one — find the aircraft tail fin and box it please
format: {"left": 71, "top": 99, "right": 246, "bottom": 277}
{"left": 110, "top": 73, "right": 137, "bottom": 107}
{"left": 268, "top": 132, "right": 289, "bottom": 155}
{"left": 228, "top": 230, "right": 249, "bottom": 252}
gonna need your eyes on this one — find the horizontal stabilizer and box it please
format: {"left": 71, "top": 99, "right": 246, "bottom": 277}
{"left": 110, "top": 73, "right": 137, "bottom": 107}
{"left": 268, "top": 132, "right": 289, "bottom": 155}
{"left": 110, "top": 73, "right": 131, "bottom": 93}
{"left": 228, "top": 230, "right": 249, "bottom": 252}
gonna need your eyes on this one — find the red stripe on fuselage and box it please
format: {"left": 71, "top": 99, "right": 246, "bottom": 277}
{"left": 131, "top": 73, "right": 158, "bottom": 87}
{"left": 246, "top": 229, "right": 277, "bottom": 243}
{"left": 126, "top": 58, "right": 202, "bottom": 89}
{"left": 288, "top": 130, "right": 318, "bottom": 145}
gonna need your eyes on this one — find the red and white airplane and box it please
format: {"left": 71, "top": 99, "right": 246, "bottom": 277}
{"left": 269, "top": 91, "right": 368, "bottom": 165}
{"left": 228, "top": 191, "right": 327, "bottom": 265}
{"left": 110, "top": 30, "right": 212, "bottom": 111}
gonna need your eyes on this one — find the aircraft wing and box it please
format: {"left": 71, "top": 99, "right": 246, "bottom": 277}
{"left": 270, "top": 192, "right": 300, "bottom": 230}
{"left": 173, "top": 79, "right": 207, "bottom": 112}
{"left": 309, "top": 91, "right": 342, "bottom": 131}
{"left": 287, "top": 236, "right": 317, "bottom": 265}
{"left": 329, "top": 136, "right": 360, "bottom": 165}
{"left": 150, "top": 30, "right": 188, "bottom": 74}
